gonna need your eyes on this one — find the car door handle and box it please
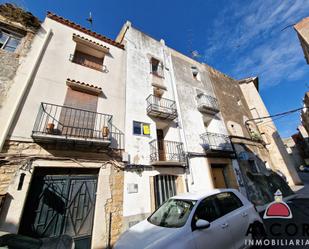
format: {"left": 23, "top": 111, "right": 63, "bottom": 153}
{"left": 241, "top": 212, "right": 248, "bottom": 217}
{"left": 221, "top": 223, "right": 229, "bottom": 229}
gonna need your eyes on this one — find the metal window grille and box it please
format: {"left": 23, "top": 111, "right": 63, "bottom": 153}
{"left": 154, "top": 175, "right": 177, "bottom": 208}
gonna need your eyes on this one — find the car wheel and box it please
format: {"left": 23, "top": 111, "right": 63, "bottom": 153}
{"left": 252, "top": 222, "right": 266, "bottom": 240}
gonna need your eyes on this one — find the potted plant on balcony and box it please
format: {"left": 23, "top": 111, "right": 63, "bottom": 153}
{"left": 102, "top": 126, "right": 110, "bottom": 138}
{"left": 46, "top": 123, "right": 54, "bottom": 134}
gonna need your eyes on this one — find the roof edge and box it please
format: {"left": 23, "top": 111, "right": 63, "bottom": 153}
{"left": 46, "top": 12, "right": 124, "bottom": 49}
{"left": 238, "top": 76, "right": 259, "bottom": 91}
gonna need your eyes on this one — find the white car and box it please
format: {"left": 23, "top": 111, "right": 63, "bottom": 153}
{"left": 114, "top": 189, "right": 264, "bottom": 249}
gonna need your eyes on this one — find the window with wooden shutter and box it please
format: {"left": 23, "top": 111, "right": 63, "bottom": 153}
{"left": 59, "top": 88, "right": 98, "bottom": 138}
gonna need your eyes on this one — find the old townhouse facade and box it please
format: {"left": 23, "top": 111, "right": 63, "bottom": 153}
{"left": 115, "top": 22, "right": 188, "bottom": 230}
{"left": 0, "top": 5, "right": 304, "bottom": 248}
{"left": 0, "top": 7, "right": 126, "bottom": 249}
{"left": 115, "top": 21, "right": 301, "bottom": 231}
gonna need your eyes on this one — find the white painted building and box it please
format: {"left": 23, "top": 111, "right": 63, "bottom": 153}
{"left": 116, "top": 22, "right": 245, "bottom": 230}
{"left": 0, "top": 12, "right": 126, "bottom": 248}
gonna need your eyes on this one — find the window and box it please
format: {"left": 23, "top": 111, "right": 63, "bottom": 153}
{"left": 0, "top": 29, "right": 22, "bottom": 52}
{"left": 215, "top": 192, "right": 243, "bottom": 217}
{"left": 191, "top": 66, "right": 201, "bottom": 81}
{"left": 154, "top": 175, "right": 177, "bottom": 208}
{"left": 151, "top": 58, "right": 164, "bottom": 77}
{"left": 71, "top": 34, "right": 108, "bottom": 72}
{"left": 72, "top": 50, "right": 104, "bottom": 71}
{"left": 193, "top": 195, "right": 220, "bottom": 223}
{"left": 133, "top": 121, "right": 150, "bottom": 135}
{"left": 59, "top": 87, "right": 98, "bottom": 138}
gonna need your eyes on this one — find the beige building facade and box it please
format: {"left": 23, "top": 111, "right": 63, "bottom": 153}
{"left": 0, "top": 9, "right": 126, "bottom": 249}
{"left": 0, "top": 5, "right": 304, "bottom": 248}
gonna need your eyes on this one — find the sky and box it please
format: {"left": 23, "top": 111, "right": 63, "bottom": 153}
{"left": 3, "top": 0, "right": 309, "bottom": 138}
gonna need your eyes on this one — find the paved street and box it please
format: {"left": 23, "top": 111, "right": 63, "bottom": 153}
{"left": 255, "top": 172, "right": 309, "bottom": 248}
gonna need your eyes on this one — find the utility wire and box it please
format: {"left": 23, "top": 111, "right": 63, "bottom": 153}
{"left": 245, "top": 106, "right": 306, "bottom": 126}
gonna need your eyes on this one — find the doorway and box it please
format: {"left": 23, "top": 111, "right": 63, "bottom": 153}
{"left": 157, "top": 129, "right": 166, "bottom": 161}
{"left": 211, "top": 164, "right": 228, "bottom": 188}
{"left": 19, "top": 168, "right": 98, "bottom": 249}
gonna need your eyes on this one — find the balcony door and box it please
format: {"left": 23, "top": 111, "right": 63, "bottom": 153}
{"left": 59, "top": 88, "right": 98, "bottom": 138}
{"left": 157, "top": 129, "right": 166, "bottom": 161}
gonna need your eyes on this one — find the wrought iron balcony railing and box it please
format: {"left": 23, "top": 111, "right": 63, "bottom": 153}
{"left": 149, "top": 140, "right": 185, "bottom": 165}
{"left": 146, "top": 95, "right": 177, "bottom": 120}
{"left": 197, "top": 94, "right": 219, "bottom": 115}
{"left": 200, "top": 132, "right": 233, "bottom": 152}
{"left": 32, "top": 102, "right": 114, "bottom": 146}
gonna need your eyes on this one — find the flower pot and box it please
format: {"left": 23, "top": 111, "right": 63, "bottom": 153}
{"left": 102, "top": 126, "right": 109, "bottom": 138}
{"left": 46, "top": 123, "right": 54, "bottom": 134}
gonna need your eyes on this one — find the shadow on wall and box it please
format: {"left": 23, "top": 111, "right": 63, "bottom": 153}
{"left": 272, "top": 131, "right": 302, "bottom": 185}
{"left": 7, "top": 27, "right": 52, "bottom": 139}
{"left": 236, "top": 144, "right": 293, "bottom": 206}
{"left": 0, "top": 193, "right": 18, "bottom": 233}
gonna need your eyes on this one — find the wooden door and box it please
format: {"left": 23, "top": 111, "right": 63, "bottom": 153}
{"left": 212, "top": 167, "right": 227, "bottom": 188}
{"left": 157, "top": 129, "right": 166, "bottom": 161}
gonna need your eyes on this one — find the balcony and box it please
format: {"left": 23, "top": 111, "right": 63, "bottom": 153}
{"left": 200, "top": 132, "right": 235, "bottom": 157}
{"left": 149, "top": 140, "right": 185, "bottom": 166}
{"left": 146, "top": 95, "right": 177, "bottom": 120}
{"left": 32, "top": 103, "right": 113, "bottom": 147}
{"left": 197, "top": 94, "right": 219, "bottom": 115}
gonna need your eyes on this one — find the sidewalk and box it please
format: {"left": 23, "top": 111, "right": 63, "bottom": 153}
{"left": 291, "top": 172, "right": 309, "bottom": 197}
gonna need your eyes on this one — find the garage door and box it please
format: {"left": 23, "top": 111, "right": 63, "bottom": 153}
{"left": 19, "top": 168, "right": 98, "bottom": 249}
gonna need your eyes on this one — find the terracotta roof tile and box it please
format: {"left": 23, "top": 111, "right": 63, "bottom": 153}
{"left": 67, "top": 78, "right": 102, "bottom": 92}
{"left": 47, "top": 12, "right": 124, "bottom": 49}
{"left": 73, "top": 33, "right": 110, "bottom": 51}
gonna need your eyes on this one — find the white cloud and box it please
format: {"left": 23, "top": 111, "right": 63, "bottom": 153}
{"left": 203, "top": 0, "right": 309, "bottom": 89}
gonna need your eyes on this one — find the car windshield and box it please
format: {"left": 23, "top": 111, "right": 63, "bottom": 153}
{"left": 148, "top": 199, "right": 196, "bottom": 228}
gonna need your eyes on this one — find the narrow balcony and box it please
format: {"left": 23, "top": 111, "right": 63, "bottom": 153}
{"left": 200, "top": 132, "right": 235, "bottom": 157}
{"left": 146, "top": 95, "right": 177, "bottom": 120}
{"left": 149, "top": 140, "right": 185, "bottom": 166}
{"left": 32, "top": 102, "right": 113, "bottom": 146}
{"left": 197, "top": 94, "right": 219, "bottom": 115}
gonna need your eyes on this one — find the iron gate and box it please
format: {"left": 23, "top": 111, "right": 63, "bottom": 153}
{"left": 19, "top": 169, "right": 98, "bottom": 249}
{"left": 154, "top": 175, "right": 177, "bottom": 208}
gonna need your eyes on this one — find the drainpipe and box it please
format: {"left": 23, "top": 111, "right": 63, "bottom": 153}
{"left": 0, "top": 28, "right": 52, "bottom": 151}
{"left": 161, "top": 43, "right": 192, "bottom": 191}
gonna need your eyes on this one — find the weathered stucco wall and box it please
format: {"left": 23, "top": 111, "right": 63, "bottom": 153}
{"left": 7, "top": 17, "right": 126, "bottom": 144}
{"left": 239, "top": 79, "right": 301, "bottom": 185}
{"left": 0, "top": 3, "right": 39, "bottom": 112}
{"left": 121, "top": 25, "right": 187, "bottom": 228}
{"left": 0, "top": 141, "right": 124, "bottom": 248}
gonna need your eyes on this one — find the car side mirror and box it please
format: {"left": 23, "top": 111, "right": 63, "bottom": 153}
{"left": 195, "top": 219, "right": 210, "bottom": 229}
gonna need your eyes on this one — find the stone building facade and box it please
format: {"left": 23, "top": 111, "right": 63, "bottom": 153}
{"left": 294, "top": 17, "right": 309, "bottom": 64}
{"left": 0, "top": 9, "right": 126, "bottom": 249}
{"left": 0, "top": 3, "right": 40, "bottom": 150}
{"left": 283, "top": 136, "right": 304, "bottom": 169}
